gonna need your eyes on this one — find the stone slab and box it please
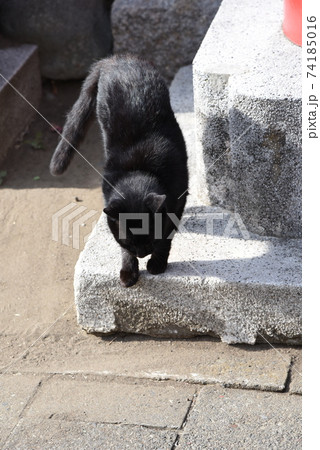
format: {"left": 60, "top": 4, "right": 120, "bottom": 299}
{"left": 0, "top": 374, "right": 42, "bottom": 446}
{"left": 112, "top": 0, "right": 221, "bottom": 83}
{"left": 179, "top": 386, "right": 302, "bottom": 449}
{"left": 75, "top": 209, "right": 301, "bottom": 344}
{"left": 3, "top": 419, "right": 177, "bottom": 449}
{"left": 24, "top": 375, "right": 195, "bottom": 429}
{"left": 11, "top": 335, "right": 291, "bottom": 392}
{"left": 193, "top": 0, "right": 301, "bottom": 238}
{"left": 0, "top": 43, "right": 41, "bottom": 165}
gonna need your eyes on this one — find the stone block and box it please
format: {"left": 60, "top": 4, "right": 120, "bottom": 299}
{"left": 193, "top": 0, "right": 302, "bottom": 237}
{"left": 111, "top": 0, "right": 222, "bottom": 83}
{"left": 0, "top": 0, "right": 113, "bottom": 79}
{"left": 74, "top": 209, "right": 301, "bottom": 345}
{"left": 0, "top": 42, "right": 41, "bottom": 165}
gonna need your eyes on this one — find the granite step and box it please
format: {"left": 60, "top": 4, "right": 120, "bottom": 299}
{"left": 74, "top": 208, "right": 301, "bottom": 345}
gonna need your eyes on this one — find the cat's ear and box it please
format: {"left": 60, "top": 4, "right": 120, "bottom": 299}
{"left": 103, "top": 200, "right": 121, "bottom": 221}
{"left": 145, "top": 193, "right": 166, "bottom": 213}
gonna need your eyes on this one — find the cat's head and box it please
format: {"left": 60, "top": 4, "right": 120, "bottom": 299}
{"left": 103, "top": 192, "right": 166, "bottom": 258}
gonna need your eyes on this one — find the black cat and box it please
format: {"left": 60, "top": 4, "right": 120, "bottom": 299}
{"left": 50, "top": 55, "right": 188, "bottom": 287}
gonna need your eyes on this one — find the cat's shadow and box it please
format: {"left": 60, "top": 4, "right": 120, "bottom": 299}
{"left": 137, "top": 207, "right": 301, "bottom": 283}
{"left": 154, "top": 252, "right": 296, "bottom": 284}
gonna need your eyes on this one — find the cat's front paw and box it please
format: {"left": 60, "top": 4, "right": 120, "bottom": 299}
{"left": 120, "top": 269, "right": 139, "bottom": 287}
{"left": 147, "top": 257, "right": 167, "bottom": 275}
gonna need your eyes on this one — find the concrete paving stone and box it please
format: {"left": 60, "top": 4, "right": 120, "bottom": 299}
{"left": 12, "top": 335, "right": 291, "bottom": 392}
{"left": 24, "top": 375, "right": 195, "bottom": 429}
{"left": 0, "top": 374, "right": 42, "bottom": 446}
{"left": 179, "top": 386, "right": 302, "bottom": 449}
{"left": 3, "top": 419, "right": 177, "bottom": 450}
{"left": 75, "top": 212, "right": 301, "bottom": 344}
{"left": 289, "top": 349, "right": 302, "bottom": 395}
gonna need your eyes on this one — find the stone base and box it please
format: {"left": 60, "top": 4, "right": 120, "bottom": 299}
{"left": 74, "top": 210, "right": 301, "bottom": 345}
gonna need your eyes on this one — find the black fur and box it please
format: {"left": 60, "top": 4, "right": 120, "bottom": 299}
{"left": 50, "top": 55, "right": 188, "bottom": 287}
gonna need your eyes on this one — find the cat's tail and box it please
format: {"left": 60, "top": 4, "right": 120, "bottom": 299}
{"left": 49, "top": 61, "right": 102, "bottom": 176}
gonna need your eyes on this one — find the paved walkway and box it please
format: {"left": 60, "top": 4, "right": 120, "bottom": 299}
{"left": 0, "top": 334, "right": 302, "bottom": 449}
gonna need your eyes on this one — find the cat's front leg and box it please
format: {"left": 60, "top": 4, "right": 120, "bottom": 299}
{"left": 120, "top": 248, "right": 139, "bottom": 287}
{"left": 147, "top": 240, "right": 172, "bottom": 275}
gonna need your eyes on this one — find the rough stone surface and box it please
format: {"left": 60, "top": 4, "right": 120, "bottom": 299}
{"left": 0, "top": 0, "right": 113, "bottom": 79}
{"left": 10, "top": 336, "right": 292, "bottom": 392}
{"left": 3, "top": 419, "right": 177, "bottom": 450}
{"left": 75, "top": 210, "right": 301, "bottom": 345}
{"left": 24, "top": 375, "right": 195, "bottom": 429}
{"left": 111, "top": 0, "right": 222, "bottom": 83}
{"left": 179, "top": 386, "right": 302, "bottom": 449}
{"left": 193, "top": 0, "right": 301, "bottom": 238}
{"left": 0, "top": 42, "right": 41, "bottom": 165}
{"left": 0, "top": 374, "right": 42, "bottom": 446}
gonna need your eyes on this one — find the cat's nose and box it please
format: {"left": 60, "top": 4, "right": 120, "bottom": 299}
{"left": 137, "top": 250, "right": 148, "bottom": 258}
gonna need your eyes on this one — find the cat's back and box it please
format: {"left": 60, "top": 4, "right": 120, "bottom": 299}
{"left": 96, "top": 55, "right": 173, "bottom": 144}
